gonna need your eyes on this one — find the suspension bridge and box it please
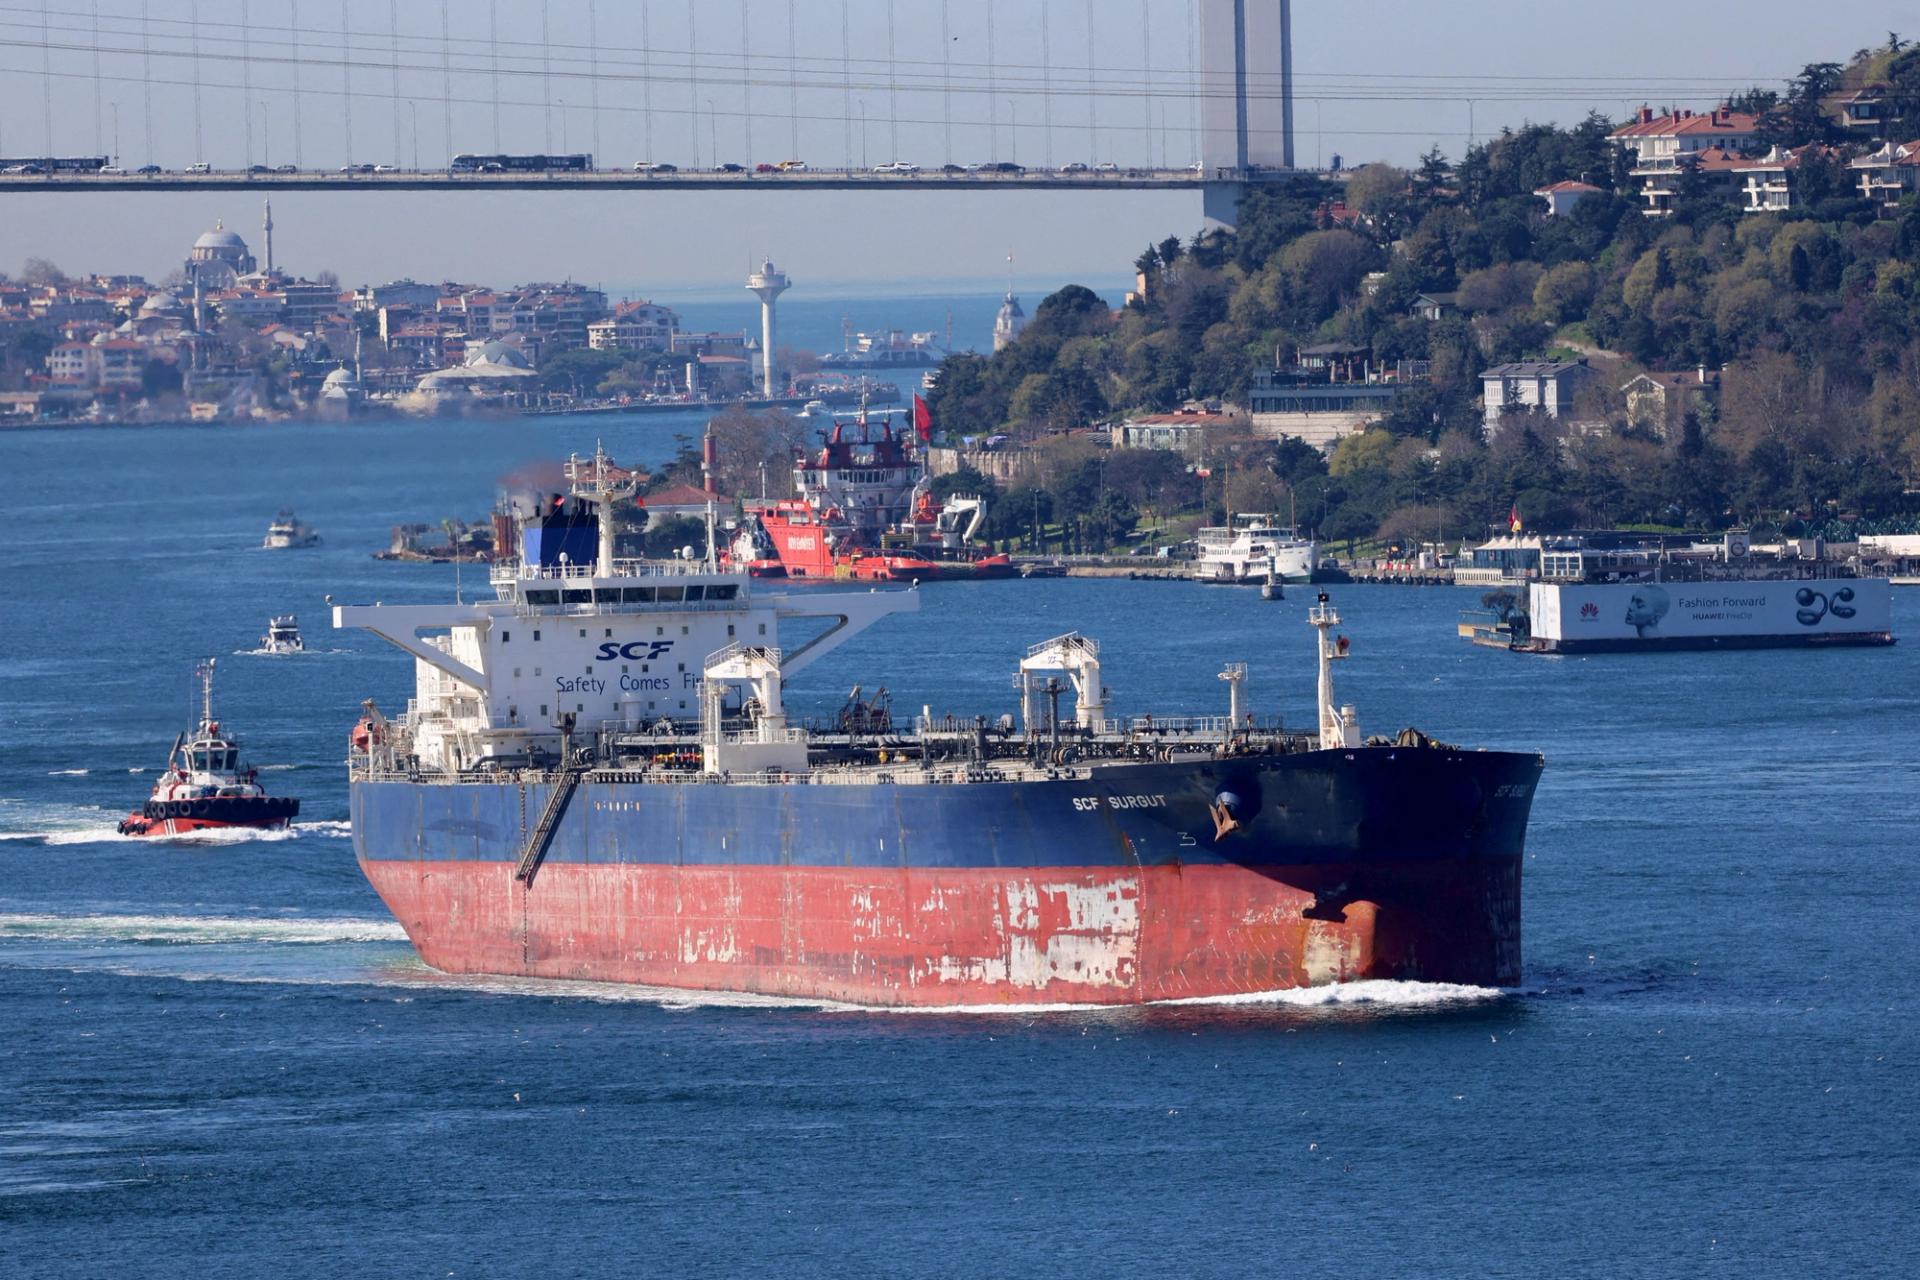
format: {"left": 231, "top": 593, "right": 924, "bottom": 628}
{"left": 0, "top": 0, "right": 1305, "bottom": 225}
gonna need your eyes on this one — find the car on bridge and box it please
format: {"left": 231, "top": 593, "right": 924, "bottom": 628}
{"left": 872, "top": 161, "right": 919, "bottom": 174}
{"left": 340, "top": 163, "right": 376, "bottom": 174}
{"left": 716, "top": 162, "right": 746, "bottom": 173}
{"left": 2, "top": 163, "right": 46, "bottom": 175}
{"left": 1094, "top": 162, "right": 1120, "bottom": 174}
{"left": 940, "top": 163, "right": 967, "bottom": 174}
{"left": 1059, "top": 161, "right": 1089, "bottom": 174}
{"left": 986, "top": 162, "right": 1025, "bottom": 174}
{"left": 754, "top": 162, "right": 778, "bottom": 173}
{"left": 186, "top": 162, "right": 212, "bottom": 174}
{"left": 632, "top": 162, "right": 677, "bottom": 173}
{"left": 777, "top": 159, "right": 808, "bottom": 172}
{"left": 275, "top": 163, "right": 297, "bottom": 173}
{"left": 136, "top": 164, "right": 163, "bottom": 175}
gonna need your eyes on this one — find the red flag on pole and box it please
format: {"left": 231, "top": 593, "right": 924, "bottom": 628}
{"left": 1508, "top": 502, "right": 1523, "bottom": 533}
{"left": 912, "top": 394, "right": 933, "bottom": 443}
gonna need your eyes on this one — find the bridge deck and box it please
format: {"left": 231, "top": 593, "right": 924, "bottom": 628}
{"left": 0, "top": 167, "right": 1286, "bottom": 194}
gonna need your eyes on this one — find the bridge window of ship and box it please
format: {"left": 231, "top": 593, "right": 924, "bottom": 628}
{"left": 657, "top": 587, "right": 685, "bottom": 603}
{"left": 525, "top": 590, "right": 558, "bottom": 606}
{"left": 564, "top": 591, "right": 592, "bottom": 606}
{"left": 686, "top": 585, "right": 706, "bottom": 601}
{"left": 709, "top": 585, "right": 738, "bottom": 600}
{"left": 622, "top": 587, "right": 656, "bottom": 603}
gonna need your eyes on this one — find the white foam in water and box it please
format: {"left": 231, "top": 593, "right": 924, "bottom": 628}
{"left": 0, "top": 913, "right": 408, "bottom": 945}
{"left": 0, "top": 811, "right": 351, "bottom": 845}
{"left": 46, "top": 769, "right": 89, "bottom": 776}
{"left": 1155, "top": 979, "right": 1507, "bottom": 1008}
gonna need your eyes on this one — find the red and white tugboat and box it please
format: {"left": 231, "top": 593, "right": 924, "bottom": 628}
{"left": 117, "top": 659, "right": 299, "bottom": 837}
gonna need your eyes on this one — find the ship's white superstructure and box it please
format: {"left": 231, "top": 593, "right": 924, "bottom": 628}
{"left": 1192, "top": 514, "right": 1316, "bottom": 584}
{"left": 333, "top": 446, "right": 917, "bottom": 775}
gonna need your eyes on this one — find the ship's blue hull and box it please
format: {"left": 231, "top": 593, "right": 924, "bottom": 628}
{"left": 352, "top": 746, "right": 1543, "bottom": 1004}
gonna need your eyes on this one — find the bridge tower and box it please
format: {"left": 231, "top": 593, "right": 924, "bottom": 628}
{"left": 1197, "top": 0, "right": 1295, "bottom": 229}
{"left": 745, "top": 259, "right": 791, "bottom": 398}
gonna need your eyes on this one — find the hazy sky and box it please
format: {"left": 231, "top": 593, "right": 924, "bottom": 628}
{"left": 0, "top": 1, "right": 1909, "bottom": 293}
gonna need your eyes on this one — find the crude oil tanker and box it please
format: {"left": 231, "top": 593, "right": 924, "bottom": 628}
{"left": 333, "top": 449, "right": 1544, "bottom": 1006}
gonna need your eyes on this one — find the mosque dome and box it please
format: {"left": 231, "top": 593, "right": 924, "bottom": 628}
{"left": 194, "top": 227, "right": 248, "bottom": 252}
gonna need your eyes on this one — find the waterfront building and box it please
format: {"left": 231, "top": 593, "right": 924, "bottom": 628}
{"left": 587, "top": 301, "right": 681, "bottom": 353}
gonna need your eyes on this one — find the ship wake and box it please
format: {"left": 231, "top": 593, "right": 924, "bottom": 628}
{"left": 0, "top": 913, "right": 407, "bottom": 945}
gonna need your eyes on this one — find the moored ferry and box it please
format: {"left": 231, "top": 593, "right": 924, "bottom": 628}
{"left": 117, "top": 660, "right": 300, "bottom": 836}
{"left": 331, "top": 448, "right": 1545, "bottom": 1006}
{"left": 1192, "top": 513, "right": 1317, "bottom": 584}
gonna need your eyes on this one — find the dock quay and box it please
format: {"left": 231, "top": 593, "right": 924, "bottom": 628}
{"left": 1343, "top": 566, "right": 1457, "bottom": 585}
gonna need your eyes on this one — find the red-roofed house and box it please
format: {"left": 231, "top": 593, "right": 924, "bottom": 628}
{"left": 639, "top": 482, "right": 736, "bottom": 521}
{"left": 1534, "top": 180, "right": 1603, "bottom": 217}
{"left": 1611, "top": 106, "right": 1761, "bottom": 215}
{"left": 1852, "top": 139, "right": 1920, "bottom": 213}
{"left": 1733, "top": 145, "right": 1840, "bottom": 214}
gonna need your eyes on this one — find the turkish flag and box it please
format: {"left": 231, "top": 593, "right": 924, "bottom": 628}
{"left": 912, "top": 394, "right": 932, "bottom": 443}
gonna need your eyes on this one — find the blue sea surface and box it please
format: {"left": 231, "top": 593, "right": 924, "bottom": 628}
{"left": 1, "top": 418, "right": 1914, "bottom": 1278}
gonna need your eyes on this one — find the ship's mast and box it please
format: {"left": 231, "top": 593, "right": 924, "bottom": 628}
{"left": 195, "top": 658, "right": 216, "bottom": 730}
{"left": 1308, "top": 593, "right": 1358, "bottom": 750}
{"left": 565, "top": 440, "right": 638, "bottom": 576}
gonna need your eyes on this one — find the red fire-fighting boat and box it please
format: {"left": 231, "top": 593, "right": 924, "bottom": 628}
{"left": 725, "top": 397, "right": 1013, "bottom": 582}
{"left": 117, "top": 659, "right": 299, "bottom": 837}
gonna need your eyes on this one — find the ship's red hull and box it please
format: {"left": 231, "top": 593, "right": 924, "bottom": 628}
{"left": 117, "top": 812, "right": 292, "bottom": 837}
{"left": 360, "top": 857, "right": 1518, "bottom": 1006}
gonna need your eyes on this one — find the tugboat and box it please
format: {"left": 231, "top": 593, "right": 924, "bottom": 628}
{"left": 259, "top": 615, "right": 304, "bottom": 654}
{"left": 116, "top": 659, "right": 300, "bottom": 836}
{"left": 262, "top": 510, "right": 319, "bottom": 549}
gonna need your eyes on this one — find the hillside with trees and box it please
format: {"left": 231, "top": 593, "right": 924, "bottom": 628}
{"left": 923, "top": 38, "right": 1920, "bottom": 552}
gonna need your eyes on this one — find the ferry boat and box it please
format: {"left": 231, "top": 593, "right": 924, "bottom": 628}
{"left": 116, "top": 660, "right": 300, "bottom": 836}
{"left": 259, "top": 615, "right": 304, "bottom": 654}
{"left": 262, "top": 510, "right": 319, "bottom": 549}
{"left": 329, "top": 447, "right": 1545, "bottom": 1007}
{"left": 1192, "top": 514, "right": 1317, "bottom": 584}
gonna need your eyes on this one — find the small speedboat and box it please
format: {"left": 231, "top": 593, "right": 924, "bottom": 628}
{"left": 260, "top": 615, "right": 304, "bottom": 654}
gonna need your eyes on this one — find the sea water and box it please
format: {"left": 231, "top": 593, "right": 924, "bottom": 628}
{"left": 2, "top": 418, "right": 1914, "bottom": 1278}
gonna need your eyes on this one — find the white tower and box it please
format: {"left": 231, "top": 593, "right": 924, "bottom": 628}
{"left": 993, "top": 293, "right": 1027, "bottom": 352}
{"left": 745, "top": 259, "right": 791, "bottom": 397}
{"left": 263, "top": 198, "right": 275, "bottom": 276}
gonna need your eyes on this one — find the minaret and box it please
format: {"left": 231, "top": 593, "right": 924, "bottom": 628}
{"left": 745, "top": 259, "right": 790, "bottom": 398}
{"left": 262, "top": 198, "right": 275, "bottom": 276}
